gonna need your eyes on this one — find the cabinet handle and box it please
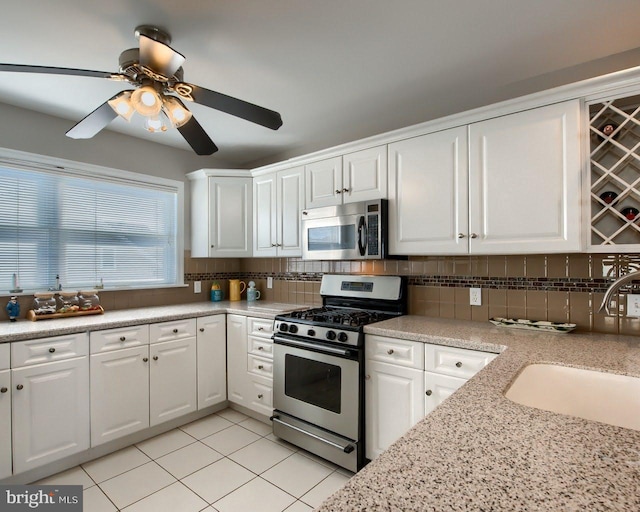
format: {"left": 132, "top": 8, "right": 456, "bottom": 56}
{"left": 470, "top": 233, "right": 478, "bottom": 239}
{"left": 210, "top": 244, "right": 215, "bottom": 248}
{"left": 426, "top": 390, "right": 433, "bottom": 396}
{"left": 120, "top": 336, "right": 126, "bottom": 342}
{"left": 387, "top": 349, "right": 394, "bottom": 355}
{"left": 0, "top": 387, "right": 7, "bottom": 393}
{"left": 258, "top": 327, "right": 264, "bottom": 331}
{"left": 365, "top": 375, "right": 371, "bottom": 380}
{"left": 342, "top": 188, "right": 349, "bottom": 193}
{"left": 48, "top": 347, "right": 56, "bottom": 353}
{"left": 16, "top": 384, "right": 23, "bottom": 390}
{"left": 143, "top": 357, "right": 149, "bottom": 362}
{"left": 258, "top": 394, "right": 264, "bottom": 399}
{"left": 335, "top": 189, "right": 342, "bottom": 194}
{"left": 153, "top": 356, "right": 159, "bottom": 361}
{"left": 456, "top": 361, "right": 462, "bottom": 368}
{"left": 271, "top": 243, "right": 277, "bottom": 247}
{"left": 258, "top": 346, "right": 264, "bottom": 350}
{"left": 172, "top": 328, "right": 178, "bottom": 334}
{"left": 258, "top": 365, "right": 264, "bottom": 370}
{"left": 457, "top": 233, "right": 466, "bottom": 239}
{"left": 199, "top": 328, "right": 205, "bottom": 332}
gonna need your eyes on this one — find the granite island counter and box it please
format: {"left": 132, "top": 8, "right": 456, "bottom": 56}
{"left": 317, "top": 316, "right": 640, "bottom": 512}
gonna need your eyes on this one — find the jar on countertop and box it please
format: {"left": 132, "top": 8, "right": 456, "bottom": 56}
{"left": 79, "top": 290, "right": 101, "bottom": 311}
{"left": 32, "top": 293, "right": 57, "bottom": 316}
{"left": 56, "top": 291, "right": 80, "bottom": 314}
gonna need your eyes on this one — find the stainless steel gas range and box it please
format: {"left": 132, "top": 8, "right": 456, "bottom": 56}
{"left": 271, "top": 274, "right": 407, "bottom": 472}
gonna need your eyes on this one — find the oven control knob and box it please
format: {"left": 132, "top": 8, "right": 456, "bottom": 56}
{"left": 307, "top": 329, "right": 316, "bottom": 337}
{"left": 326, "top": 330, "right": 336, "bottom": 341}
{"left": 279, "top": 323, "right": 289, "bottom": 332}
{"left": 337, "top": 332, "right": 349, "bottom": 343}
{"left": 289, "top": 324, "right": 298, "bottom": 334}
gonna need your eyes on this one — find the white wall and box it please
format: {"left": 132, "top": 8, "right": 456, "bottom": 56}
{"left": 0, "top": 102, "right": 234, "bottom": 249}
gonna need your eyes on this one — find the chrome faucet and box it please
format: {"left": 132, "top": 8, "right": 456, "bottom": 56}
{"left": 598, "top": 269, "right": 640, "bottom": 315}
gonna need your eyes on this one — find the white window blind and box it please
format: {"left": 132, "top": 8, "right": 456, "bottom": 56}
{"left": 0, "top": 163, "right": 179, "bottom": 291}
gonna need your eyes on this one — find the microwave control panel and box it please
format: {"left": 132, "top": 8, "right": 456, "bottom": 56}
{"left": 367, "top": 214, "right": 379, "bottom": 256}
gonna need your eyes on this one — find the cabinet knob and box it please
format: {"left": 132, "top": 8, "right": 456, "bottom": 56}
{"left": 456, "top": 361, "right": 462, "bottom": 368}
{"left": 457, "top": 233, "right": 466, "bottom": 239}
{"left": 470, "top": 233, "right": 478, "bottom": 239}
{"left": 48, "top": 347, "right": 56, "bottom": 353}
{"left": 143, "top": 357, "right": 149, "bottom": 362}
{"left": 365, "top": 375, "right": 371, "bottom": 380}
{"left": 16, "top": 384, "right": 24, "bottom": 390}
{"left": 258, "top": 346, "right": 264, "bottom": 350}
{"left": 199, "top": 328, "right": 205, "bottom": 332}
{"left": 258, "top": 365, "right": 264, "bottom": 370}
{"left": 0, "top": 387, "right": 7, "bottom": 393}
{"left": 302, "top": 211, "right": 308, "bottom": 215}
{"left": 257, "top": 394, "right": 264, "bottom": 399}
{"left": 426, "top": 390, "right": 433, "bottom": 396}
{"left": 335, "top": 189, "right": 342, "bottom": 194}
{"left": 172, "top": 328, "right": 178, "bottom": 333}
{"left": 153, "top": 356, "right": 159, "bottom": 361}
{"left": 342, "top": 188, "right": 349, "bottom": 193}
{"left": 120, "top": 336, "right": 126, "bottom": 342}
{"left": 210, "top": 244, "right": 215, "bottom": 248}
{"left": 387, "top": 349, "right": 394, "bottom": 355}
{"left": 271, "top": 243, "right": 277, "bottom": 247}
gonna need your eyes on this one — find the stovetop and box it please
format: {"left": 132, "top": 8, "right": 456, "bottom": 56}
{"left": 285, "top": 306, "right": 395, "bottom": 328}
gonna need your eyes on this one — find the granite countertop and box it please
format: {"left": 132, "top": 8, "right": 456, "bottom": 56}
{"left": 0, "top": 301, "right": 305, "bottom": 343}
{"left": 318, "top": 316, "right": 640, "bottom": 512}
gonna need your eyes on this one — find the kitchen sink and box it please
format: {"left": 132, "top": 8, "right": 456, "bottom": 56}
{"left": 505, "top": 363, "right": 640, "bottom": 431}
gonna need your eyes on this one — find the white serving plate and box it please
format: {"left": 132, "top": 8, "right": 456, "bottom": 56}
{"left": 489, "top": 317, "right": 576, "bottom": 333}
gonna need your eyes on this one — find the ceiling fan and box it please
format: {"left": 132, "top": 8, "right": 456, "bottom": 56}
{"left": 0, "top": 25, "right": 283, "bottom": 155}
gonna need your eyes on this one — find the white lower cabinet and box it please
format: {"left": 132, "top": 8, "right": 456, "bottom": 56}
{"left": 365, "top": 334, "right": 497, "bottom": 460}
{"left": 12, "top": 355, "right": 90, "bottom": 474}
{"left": 197, "top": 315, "right": 227, "bottom": 409}
{"left": 0, "top": 344, "right": 12, "bottom": 479}
{"left": 226, "top": 314, "right": 274, "bottom": 416}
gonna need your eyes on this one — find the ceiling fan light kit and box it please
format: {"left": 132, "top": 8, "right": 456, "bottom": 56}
{"left": 0, "top": 25, "right": 283, "bottom": 155}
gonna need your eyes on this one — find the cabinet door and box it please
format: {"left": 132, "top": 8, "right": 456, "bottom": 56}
{"left": 90, "top": 346, "right": 149, "bottom": 446}
{"left": 388, "top": 127, "right": 469, "bottom": 255}
{"left": 0, "top": 370, "right": 11, "bottom": 479}
{"left": 424, "top": 372, "right": 466, "bottom": 416}
{"left": 343, "top": 146, "right": 388, "bottom": 203}
{"left": 468, "top": 100, "right": 582, "bottom": 254}
{"left": 365, "top": 359, "right": 425, "bottom": 461}
{"left": 226, "top": 314, "right": 249, "bottom": 406}
{"left": 197, "top": 315, "right": 227, "bottom": 409}
{"left": 253, "top": 173, "right": 278, "bottom": 256}
{"left": 149, "top": 338, "right": 197, "bottom": 426}
{"left": 209, "top": 177, "right": 253, "bottom": 257}
{"left": 12, "top": 357, "right": 90, "bottom": 473}
{"left": 277, "top": 167, "right": 305, "bottom": 256}
{"left": 305, "top": 157, "right": 343, "bottom": 208}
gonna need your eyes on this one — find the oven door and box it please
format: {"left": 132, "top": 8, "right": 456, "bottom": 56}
{"left": 273, "top": 336, "right": 360, "bottom": 440}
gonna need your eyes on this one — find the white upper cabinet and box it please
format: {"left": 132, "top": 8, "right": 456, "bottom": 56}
{"left": 468, "top": 100, "right": 582, "bottom": 254}
{"left": 389, "top": 100, "right": 582, "bottom": 255}
{"left": 389, "top": 127, "right": 469, "bottom": 255}
{"left": 189, "top": 171, "right": 253, "bottom": 257}
{"left": 254, "top": 166, "right": 305, "bottom": 257}
{"left": 305, "top": 146, "right": 387, "bottom": 208}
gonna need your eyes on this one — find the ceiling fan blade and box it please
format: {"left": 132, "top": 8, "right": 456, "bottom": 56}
{"left": 183, "top": 84, "right": 283, "bottom": 130}
{"left": 0, "top": 63, "right": 116, "bottom": 79}
{"left": 66, "top": 95, "right": 120, "bottom": 139}
{"left": 177, "top": 114, "right": 218, "bottom": 155}
{"left": 139, "top": 34, "right": 185, "bottom": 78}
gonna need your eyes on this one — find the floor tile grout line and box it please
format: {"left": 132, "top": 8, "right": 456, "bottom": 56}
{"left": 83, "top": 446, "right": 152, "bottom": 485}
{"left": 135, "top": 436, "right": 199, "bottom": 461}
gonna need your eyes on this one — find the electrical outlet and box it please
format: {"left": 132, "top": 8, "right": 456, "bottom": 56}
{"left": 194, "top": 281, "right": 201, "bottom": 293}
{"left": 470, "top": 287, "right": 482, "bottom": 306}
{"left": 267, "top": 276, "right": 273, "bottom": 289}
{"left": 627, "top": 294, "right": 640, "bottom": 317}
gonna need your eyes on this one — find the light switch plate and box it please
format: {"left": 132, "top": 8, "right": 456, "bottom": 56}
{"left": 627, "top": 294, "right": 640, "bottom": 317}
{"left": 194, "top": 281, "right": 201, "bottom": 293}
{"left": 267, "top": 277, "right": 273, "bottom": 289}
{"left": 470, "top": 287, "right": 482, "bottom": 306}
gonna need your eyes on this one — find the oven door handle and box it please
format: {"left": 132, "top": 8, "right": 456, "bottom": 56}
{"left": 274, "top": 336, "right": 354, "bottom": 357}
{"left": 270, "top": 415, "right": 355, "bottom": 454}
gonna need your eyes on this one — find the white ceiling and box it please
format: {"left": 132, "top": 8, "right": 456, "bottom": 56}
{"left": 2, "top": 0, "right": 640, "bottom": 168}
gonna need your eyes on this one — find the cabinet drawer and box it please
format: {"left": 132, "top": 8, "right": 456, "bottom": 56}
{"left": 12, "top": 333, "right": 89, "bottom": 368}
{"left": 248, "top": 335, "right": 273, "bottom": 358}
{"left": 0, "top": 343, "right": 9, "bottom": 370}
{"left": 248, "top": 317, "right": 274, "bottom": 338}
{"left": 365, "top": 335, "right": 424, "bottom": 369}
{"left": 248, "top": 354, "right": 273, "bottom": 378}
{"left": 90, "top": 324, "right": 150, "bottom": 354}
{"left": 149, "top": 318, "right": 197, "bottom": 343}
{"left": 425, "top": 344, "right": 497, "bottom": 379}
{"left": 248, "top": 376, "right": 273, "bottom": 413}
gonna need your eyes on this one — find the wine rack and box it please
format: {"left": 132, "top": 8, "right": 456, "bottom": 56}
{"left": 589, "top": 93, "right": 640, "bottom": 250}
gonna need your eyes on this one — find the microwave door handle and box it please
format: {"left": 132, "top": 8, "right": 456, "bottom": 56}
{"left": 357, "top": 215, "right": 366, "bottom": 256}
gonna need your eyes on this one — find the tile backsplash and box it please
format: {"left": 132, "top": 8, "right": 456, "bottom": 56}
{"left": 4, "top": 252, "right": 640, "bottom": 336}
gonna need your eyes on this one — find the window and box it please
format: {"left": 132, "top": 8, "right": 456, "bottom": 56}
{"left": 0, "top": 153, "right": 183, "bottom": 291}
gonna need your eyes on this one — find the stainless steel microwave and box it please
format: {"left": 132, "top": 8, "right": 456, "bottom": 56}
{"left": 301, "top": 199, "right": 388, "bottom": 260}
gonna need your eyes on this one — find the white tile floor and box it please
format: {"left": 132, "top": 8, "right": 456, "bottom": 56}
{"left": 34, "top": 409, "right": 353, "bottom": 511}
